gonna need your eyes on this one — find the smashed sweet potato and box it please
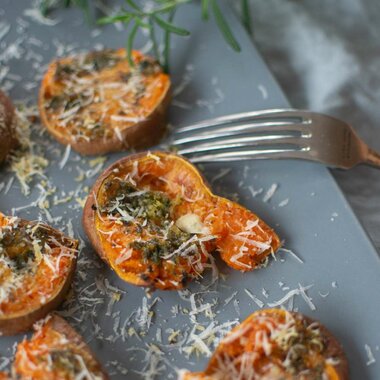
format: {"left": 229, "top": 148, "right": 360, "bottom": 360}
{"left": 180, "top": 308, "right": 348, "bottom": 380}
{"left": 39, "top": 49, "right": 171, "bottom": 155}
{"left": 83, "top": 151, "right": 280, "bottom": 290}
{"left": 0, "top": 90, "right": 16, "bottom": 164}
{"left": 0, "top": 213, "right": 78, "bottom": 335}
{"left": 13, "top": 314, "right": 108, "bottom": 379}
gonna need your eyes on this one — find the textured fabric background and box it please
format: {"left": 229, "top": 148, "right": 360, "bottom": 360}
{"left": 247, "top": 0, "right": 380, "bottom": 252}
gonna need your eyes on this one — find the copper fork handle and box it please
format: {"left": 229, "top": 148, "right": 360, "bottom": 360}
{"left": 366, "top": 148, "right": 380, "bottom": 168}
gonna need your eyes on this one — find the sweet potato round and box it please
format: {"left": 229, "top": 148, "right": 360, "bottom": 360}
{"left": 83, "top": 151, "right": 280, "bottom": 290}
{"left": 13, "top": 314, "right": 108, "bottom": 379}
{"left": 0, "top": 90, "right": 16, "bottom": 164}
{"left": 0, "top": 214, "right": 78, "bottom": 336}
{"left": 39, "top": 49, "right": 171, "bottom": 155}
{"left": 181, "top": 308, "right": 349, "bottom": 380}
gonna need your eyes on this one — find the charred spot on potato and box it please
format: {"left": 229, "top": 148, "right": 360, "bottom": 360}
{"left": 139, "top": 273, "right": 150, "bottom": 282}
{"left": 47, "top": 95, "right": 65, "bottom": 110}
{"left": 0, "top": 91, "right": 16, "bottom": 163}
{"left": 119, "top": 72, "right": 132, "bottom": 82}
{"left": 180, "top": 272, "right": 188, "bottom": 286}
{"left": 138, "top": 59, "right": 161, "bottom": 76}
{"left": 84, "top": 50, "right": 120, "bottom": 72}
{"left": 54, "top": 63, "right": 76, "bottom": 81}
{"left": 50, "top": 350, "right": 81, "bottom": 374}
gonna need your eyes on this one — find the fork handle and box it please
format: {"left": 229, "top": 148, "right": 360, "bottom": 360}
{"left": 365, "top": 148, "right": 380, "bottom": 168}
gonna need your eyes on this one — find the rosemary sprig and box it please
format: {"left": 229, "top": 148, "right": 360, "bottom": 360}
{"left": 39, "top": 0, "right": 251, "bottom": 72}
{"left": 98, "top": 0, "right": 241, "bottom": 71}
{"left": 163, "top": 9, "right": 176, "bottom": 73}
{"left": 98, "top": 0, "right": 191, "bottom": 71}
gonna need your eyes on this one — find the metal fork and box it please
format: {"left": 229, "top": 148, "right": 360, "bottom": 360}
{"left": 167, "top": 109, "right": 380, "bottom": 169}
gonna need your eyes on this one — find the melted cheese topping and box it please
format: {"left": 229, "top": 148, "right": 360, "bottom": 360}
{"left": 0, "top": 214, "right": 77, "bottom": 317}
{"left": 93, "top": 153, "right": 279, "bottom": 290}
{"left": 40, "top": 49, "right": 170, "bottom": 143}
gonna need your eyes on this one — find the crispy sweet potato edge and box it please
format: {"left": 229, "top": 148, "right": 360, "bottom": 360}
{"left": 0, "top": 90, "right": 16, "bottom": 164}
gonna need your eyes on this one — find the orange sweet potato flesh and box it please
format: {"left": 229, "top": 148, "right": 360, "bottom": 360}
{"left": 0, "top": 213, "right": 78, "bottom": 335}
{"left": 0, "top": 90, "right": 16, "bottom": 164}
{"left": 39, "top": 49, "right": 171, "bottom": 155}
{"left": 83, "top": 151, "right": 280, "bottom": 290}
{"left": 181, "top": 309, "right": 349, "bottom": 380}
{"left": 13, "top": 314, "right": 108, "bottom": 379}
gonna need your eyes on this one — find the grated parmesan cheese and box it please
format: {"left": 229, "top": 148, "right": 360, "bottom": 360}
{"left": 263, "top": 183, "right": 278, "bottom": 203}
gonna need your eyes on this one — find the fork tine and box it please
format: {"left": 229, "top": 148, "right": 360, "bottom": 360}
{"left": 175, "top": 108, "right": 310, "bottom": 134}
{"left": 172, "top": 122, "right": 310, "bottom": 146}
{"left": 186, "top": 148, "right": 310, "bottom": 164}
{"left": 177, "top": 136, "right": 308, "bottom": 155}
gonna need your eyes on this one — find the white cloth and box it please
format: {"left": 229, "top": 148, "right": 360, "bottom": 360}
{"left": 249, "top": 0, "right": 380, "bottom": 252}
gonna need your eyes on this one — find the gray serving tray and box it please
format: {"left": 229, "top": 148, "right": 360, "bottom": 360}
{"left": 1, "top": 1, "right": 380, "bottom": 379}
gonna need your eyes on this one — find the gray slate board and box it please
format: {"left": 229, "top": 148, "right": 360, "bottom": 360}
{"left": 0, "top": 1, "right": 379, "bottom": 379}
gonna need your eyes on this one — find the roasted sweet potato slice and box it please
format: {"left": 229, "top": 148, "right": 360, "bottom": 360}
{"left": 180, "top": 308, "right": 348, "bottom": 380}
{"left": 39, "top": 49, "right": 171, "bottom": 155}
{"left": 13, "top": 314, "right": 108, "bottom": 379}
{"left": 83, "top": 152, "right": 280, "bottom": 290}
{"left": 0, "top": 90, "right": 16, "bottom": 164}
{"left": 0, "top": 213, "right": 78, "bottom": 335}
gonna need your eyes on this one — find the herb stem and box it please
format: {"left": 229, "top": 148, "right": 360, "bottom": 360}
{"left": 40, "top": 0, "right": 50, "bottom": 17}
{"left": 210, "top": 0, "right": 241, "bottom": 52}
{"left": 148, "top": 16, "right": 161, "bottom": 65}
{"left": 163, "top": 10, "right": 176, "bottom": 73}
{"left": 201, "top": 0, "right": 210, "bottom": 20}
{"left": 125, "top": 0, "right": 142, "bottom": 14}
{"left": 151, "top": 0, "right": 190, "bottom": 15}
{"left": 127, "top": 22, "right": 139, "bottom": 67}
{"left": 241, "top": 0, "right": 252, "bottom": 35}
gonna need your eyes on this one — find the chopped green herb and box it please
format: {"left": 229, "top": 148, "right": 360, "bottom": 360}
{"left": 130, "top": 225, "right": 192, "bottom": 264}
{"left": 47, "top": 95, "right": 65, "bottom": 111}
{"left": 102, "top": 180, "right": 171, "bottom": 224}
{"left": 84, "top": 50, "right": 120, "bottom": 72}
{"left": 50, "top": 350, "right": 82, "bottom": 375}
{"left": 0, "top": 225, "right": 47, "bottom": 270}
{"left": 101, "top": 179, "right": 199, "bottom": 265}
{"left": 54, "top": 63, "right": 76, "bottom": 81}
